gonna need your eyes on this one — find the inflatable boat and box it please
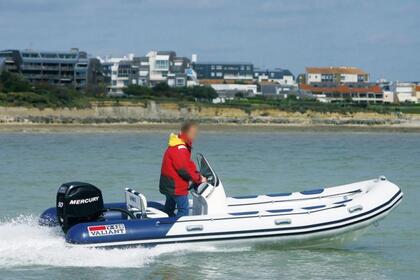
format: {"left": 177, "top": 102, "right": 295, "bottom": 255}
{"left": 39, "top": 154, "right": 403, "bottom": 248}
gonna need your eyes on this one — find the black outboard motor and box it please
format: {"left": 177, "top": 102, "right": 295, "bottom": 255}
{"left": 56, "top": 182, "right": 104, "bottom": 233}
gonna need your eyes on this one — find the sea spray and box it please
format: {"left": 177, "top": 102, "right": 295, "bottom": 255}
{"left": 0, "top": 215, "right": 221, "bottom": 268}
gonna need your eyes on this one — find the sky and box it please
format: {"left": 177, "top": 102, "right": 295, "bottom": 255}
{"left": 0, "top": 0, "right": 419, "bottom": 81}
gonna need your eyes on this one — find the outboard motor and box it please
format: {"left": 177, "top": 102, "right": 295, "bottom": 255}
{"left": 56, "top": 182, "right": 104, "bottom": 233}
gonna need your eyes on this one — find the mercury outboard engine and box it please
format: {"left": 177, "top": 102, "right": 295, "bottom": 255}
{"left": 56, "top": 182, "right": 105, "bottom": 233}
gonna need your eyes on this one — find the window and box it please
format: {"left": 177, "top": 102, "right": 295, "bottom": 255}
{"left": 216, "top": 72, "right": 223, "bottom": 77}
{"left": 22, "top": 53, "right": 39, "bottom": 58}
{"left": 211, "top": 72, "right": 215, "bottom": 77}
{"left": 176, "top": 78, "right": 185, "bottom": 86}
{"left": 40, "top": 53, "right": 58, "bottom": 59}
{"left": 155, "top": 60, "right": 169, "bottom": 70}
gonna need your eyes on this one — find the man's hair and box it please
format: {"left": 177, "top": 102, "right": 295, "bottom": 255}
{"left": 181, "top": 120, "right": 199, "bottom": 133}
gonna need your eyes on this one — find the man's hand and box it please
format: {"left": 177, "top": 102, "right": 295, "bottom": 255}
{"left": 200, "top": 175, "right": 207, "bottom": 183}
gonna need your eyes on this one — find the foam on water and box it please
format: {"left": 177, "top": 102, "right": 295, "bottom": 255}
{"left": 0, "top": 215, "right": 222, "bottom": 268}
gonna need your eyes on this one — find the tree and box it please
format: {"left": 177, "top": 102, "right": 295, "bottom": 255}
{"left": 184, "top": 86, "right": 218, "bottom": 100}
{"left": 0, "top": 71, "right": 32, "bottom": 93}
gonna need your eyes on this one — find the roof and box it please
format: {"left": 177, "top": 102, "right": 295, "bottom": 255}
{"left": 254, "top": 68, "right": 294, "bottom": 78}
{"left": 195, "top": 61, "right": 253, "bottom": 66}
{"left": 299, "top": 83, "right": 382, "bottom": 94}
{"left": 306, "top": 66, "right": 367, "bottom": 75}
{"left": 133, "top": 56, "right": 148, "bottom": 62}
{"left": 199, "top": 79, "right": 255, "bottom": 85}
{"left": 156, "top": 51, "right": 176, "bottom": 56}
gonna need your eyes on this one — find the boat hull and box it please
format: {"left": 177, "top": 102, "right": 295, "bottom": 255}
{"left": 39, "top": 178, "right": 403, "bottom": 248}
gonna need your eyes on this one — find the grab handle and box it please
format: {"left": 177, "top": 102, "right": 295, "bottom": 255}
{"left": 348, "top": 205, "right": 363, "bottom": 213}
{"left": 274, "top": 218, "right": 291, "bottom": 225}
{"left": 186, "top": 225, "right": 203, "bottom": 231}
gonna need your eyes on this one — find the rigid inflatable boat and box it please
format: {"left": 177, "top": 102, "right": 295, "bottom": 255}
{"left": 39, "top": 154, "right": 403, "bottom": 248}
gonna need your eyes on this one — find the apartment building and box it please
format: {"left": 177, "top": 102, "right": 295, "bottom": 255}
{"left": 0, "top": 48, "right": 102, "bottom": 90}
{"left": 193, "top": 62, "right": 254, "bottom": 81}
{"left": 300, "top": 66, "right": 382, "bottom": 103}
{"left": 145, "top": 51, "right": 192, "bottom": 86}
{"left": 99, "top": 54, "right": 143, "bottom": 95}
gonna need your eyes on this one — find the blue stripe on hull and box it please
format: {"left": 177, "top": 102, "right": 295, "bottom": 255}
{"left": 66, "top": 216, "right": 179, "bottom": 244}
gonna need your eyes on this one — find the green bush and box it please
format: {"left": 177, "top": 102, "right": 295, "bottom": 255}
{"left": 123, "top": 84, "right": 153, "bottom": 97}
{"left": 0, "top": 72, "right": 90, "bottom": 108}
{"left": 0, "top": 71, "right": 32, "bottom": 92}
{"left": 123, "top": 84, "right": 217, "bottom": 101}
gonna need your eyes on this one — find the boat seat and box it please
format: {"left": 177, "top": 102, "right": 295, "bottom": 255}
{"left": 125, "top": 188, "right": 168, "bottom": 219}
{"left": 125, "top": 188, "right": 148, "bottom": 219}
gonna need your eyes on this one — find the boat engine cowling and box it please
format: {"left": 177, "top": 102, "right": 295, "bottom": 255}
{"left": 56, "top": 182, "right": 104, "bottom": 233}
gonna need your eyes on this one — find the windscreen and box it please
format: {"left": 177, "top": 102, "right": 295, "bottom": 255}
{"left": 197, "top": 154, "right": 219, "bottom": 186}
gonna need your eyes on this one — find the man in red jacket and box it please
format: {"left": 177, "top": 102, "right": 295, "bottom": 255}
{"left": 159, "top": 121, "right": 206, "bottom": 217}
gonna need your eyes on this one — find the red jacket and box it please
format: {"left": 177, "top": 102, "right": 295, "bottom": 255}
{"left": 159, "top": 133, "right": 201, "bottom": 196}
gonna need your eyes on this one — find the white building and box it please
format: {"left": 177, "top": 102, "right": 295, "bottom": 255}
{"left": 254, "top": 68, "right": 296, "bottom": 86}
{"left": 416, "top": 85, "right": 420, "bottom": 103}
{"left": 383, "top": 90, "right": 397, "bottom": 103}
{"left": 210, "top": 84, "right": 258, "bottom": 96}
{"left": 306, "top": 67, "right": 369, "bottom": 84}
{"left": 98, "top": 54, "right": 140, "bottom": 95}
{"left": 392, "top": 82, "right": 416, "bottom": 103}
{"left": 145, "top": 51, "right": 192, "bottom": 86}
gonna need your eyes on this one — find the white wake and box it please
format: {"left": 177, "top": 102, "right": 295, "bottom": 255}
{"left": 0, "top": 215, "right": 219, "bottom": 268}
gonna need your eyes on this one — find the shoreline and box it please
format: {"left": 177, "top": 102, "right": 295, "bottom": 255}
{"left": 1, "top": 122, "right": 420, "bottom": 133}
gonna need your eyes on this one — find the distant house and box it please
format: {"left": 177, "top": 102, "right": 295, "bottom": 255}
{"left": 210, "top": 83, "right": 258, "bottom": 98}
{"left": 306, "top": 66, "right": 369, "bottom": 84}
{"left": 99, "top": 54, "right": 141, "bottom": 96}
{"left": 261, "top": 83, "right": 313, "bottom": 99}
{"left": 379, "top": 81, "right": 397, "bottom": 103}
{"left": 99, "top": 50, "right": 198, "bottom": 95}
{"left": 254, "top": 68, "right": 295, "bottom": 86}
{"left": 392, "top": 82, "right": 417, "bottom": 103}
{"left": 300, "top": 66, "right": 383, "bottom": 103}
{"left": 146, "top": 51, "right": 192, "bottom": 86}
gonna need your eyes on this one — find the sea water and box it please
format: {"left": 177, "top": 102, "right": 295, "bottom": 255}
{"left": 0, "top": 131, "right": 419, "bottom": 279}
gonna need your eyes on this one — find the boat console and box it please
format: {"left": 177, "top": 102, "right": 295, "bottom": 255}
{"left": 191, "top": 154, "right": 227, "bottom": 215}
